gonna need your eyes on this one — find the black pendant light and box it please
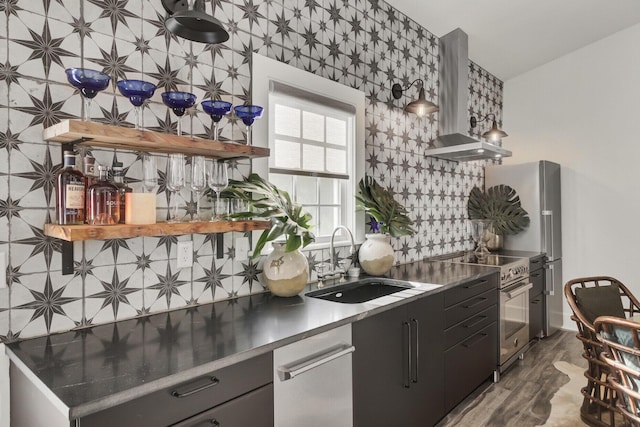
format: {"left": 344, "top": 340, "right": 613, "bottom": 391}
{"left": 162, "top": 0, "right": 229, "bottom": 44}
{"left": 470, "top": 113, "right": 509, "bottom": 142}
{"left": 391, "top": 79, "right": 439, "bottom": 117}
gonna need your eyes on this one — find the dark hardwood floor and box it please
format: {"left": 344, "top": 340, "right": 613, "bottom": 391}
{"left": 437, "top": 330, "right": 587, "bottom": 427}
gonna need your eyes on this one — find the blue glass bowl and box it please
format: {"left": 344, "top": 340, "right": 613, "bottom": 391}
{"left": 117, "top": 80, "right": 157, "bottom": 106}
{"left": 234, "top": 105, "right": 264, "bottom": 126}
{"left": 201, "top": 100, "right": 233, "bottom": 122}
{"left": 65, "top": 68, "right": 111, "bottom": 99}
{"left": 161, "top": 91, "right": 197, "bottom": 117}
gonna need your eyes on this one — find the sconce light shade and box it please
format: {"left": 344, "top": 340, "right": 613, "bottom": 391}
{"left": 391, "top": 80, "right": 438, "bottom": 117}
{"left": 470, "top": 113, "right": 508, "bottom": 142}
{"left": 163, "top": 0, "right": 229, "bottom": 44}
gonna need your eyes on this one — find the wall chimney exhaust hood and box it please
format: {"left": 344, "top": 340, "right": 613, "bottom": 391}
{"left": 425, "top": 28, "right": 512, "bottom": 162}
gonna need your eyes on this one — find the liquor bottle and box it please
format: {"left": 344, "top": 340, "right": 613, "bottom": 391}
{"left": 87, "top": 165, "right": 120, "bottom": 225}
{"left": 55, "top": 151, "right": 86, "bottom": 224}
{"left": 111, "top": 162, "right": 132, "bottom": 224}
{"left": 83, "top": 154, "right": 97, "bottom": 217}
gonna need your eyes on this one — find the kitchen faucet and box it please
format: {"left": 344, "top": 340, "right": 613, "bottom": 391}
{"left": 317, "top": 226, "right": 356, "bottom": 283}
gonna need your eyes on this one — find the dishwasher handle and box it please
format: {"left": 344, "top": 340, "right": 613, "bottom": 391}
{"left": 277, "top": 344, "right": 355, "bottom": 381}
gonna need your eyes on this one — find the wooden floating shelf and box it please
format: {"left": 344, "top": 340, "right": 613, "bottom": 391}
{"left": 44, "top": 221, "right": 271, "bottom": 242}
{"left": 43, "top": 120, "right": 270, "bottom": 160}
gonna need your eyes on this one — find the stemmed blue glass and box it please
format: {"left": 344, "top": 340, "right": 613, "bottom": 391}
{"left": 161, "top": 91, "right": 197, "bottom": 136}
{"left": 201, "top": 100, "right": 232, "bottom": 141}
{"left": 234, "top": 105, "right": 263, "bottom": 145}
{"left": 117, "top": 80, "right": 157, "bottom": 129}
{"left": 65, "top": 68, "right": 111, "bottom": 121}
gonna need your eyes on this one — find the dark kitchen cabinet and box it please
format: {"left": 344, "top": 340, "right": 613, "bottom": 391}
{"left": 443, "top": 274, "right": 499, "bottom": 412}
{"left": 79, "top": 352, "right": 274, "bottom": 427}
{"left": 529, "top": 255, "right": 546, "bottom": 340}
{"left": 353, "top": 293, "right": 445, "bottom": 427}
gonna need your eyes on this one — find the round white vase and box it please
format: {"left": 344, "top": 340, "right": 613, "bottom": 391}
{"left": 358, "top": 233, "right": 395, "bottom": 276}
{"left": 263, "top": 242, "right": 309, "bottom": 297}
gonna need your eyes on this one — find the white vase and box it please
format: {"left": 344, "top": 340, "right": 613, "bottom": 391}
{"left": 263, "top": 242, "right": 309, "bottom": 297}
{"left": 358, "top": 233, "right": 395, "bottom": 276}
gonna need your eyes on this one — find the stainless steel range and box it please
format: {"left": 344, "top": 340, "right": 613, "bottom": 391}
{"left": 443, "top": 253, "right": 532, "bottom": 375}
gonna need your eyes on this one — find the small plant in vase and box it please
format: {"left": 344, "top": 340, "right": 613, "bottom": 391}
{"left": 467, "top": 184, "right": 530, "bottom": 250}
{"left": 355, "top": 175, "right": 415, "bottom": 276}
{"left": 226, "top": 173, "right": 315, "bottom": 297}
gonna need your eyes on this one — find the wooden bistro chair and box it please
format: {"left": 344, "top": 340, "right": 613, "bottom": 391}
{"left": 565, "top": 276, "right": 640, "bottom": 426}
{"left": 595, "top": 316, "right": 640, "bottom": 427}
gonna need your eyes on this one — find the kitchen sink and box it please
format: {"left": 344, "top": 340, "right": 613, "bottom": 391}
{"left": 306, "top": 279, "right": 412, "bottom": 304}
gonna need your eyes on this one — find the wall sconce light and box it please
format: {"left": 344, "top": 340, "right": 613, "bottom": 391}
{"left": 470, "top": 113, "right": 508, "bottom": 142}
{"left": 391, "top": 79, "right": 439, "bottom": 117}
{"left": 162, "top": 0, "right": 229, "bottom": 44}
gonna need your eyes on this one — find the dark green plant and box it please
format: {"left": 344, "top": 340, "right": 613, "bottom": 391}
{"left": 226, "top": 173, "right": 315, "bottom": 258}
{"left": 355, "top": 175, "right": 415, "bottom": 237}
{"left": 467, "top": 185, "right": 530, "bottom": 235}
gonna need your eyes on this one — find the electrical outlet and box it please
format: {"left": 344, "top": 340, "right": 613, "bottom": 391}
{"left": 235, "top": 237, "right": 250, "bottom": 262}
{"left": 176, "top": 241, "right": 193, "bottom": 268}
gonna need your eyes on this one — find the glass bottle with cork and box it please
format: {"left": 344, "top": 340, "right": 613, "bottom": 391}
{"left": 55, "top": 150, "right": 86, "bottom": 224}
{"left": 111, "top": 161, "right": 132, "bottom": 224}
{"left": 87, "top": 165, "right": 120, "bottom": 225}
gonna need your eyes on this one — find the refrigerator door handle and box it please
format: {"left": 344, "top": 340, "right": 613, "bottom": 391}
{"left": 542, "top": 210, "right": 553, "bottom": 260}
{"left": 544, "top": 263, "right": 554, "bottom": 295}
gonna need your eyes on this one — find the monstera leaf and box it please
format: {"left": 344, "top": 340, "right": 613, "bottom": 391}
{"left": 226, "top": 173, "right": 315, "bottom": 258}
{"left": 468, "top": 185, "right": 530, "bottom": 235}
{"left": 356, "top": 175, "right": 415, "bottom": 237}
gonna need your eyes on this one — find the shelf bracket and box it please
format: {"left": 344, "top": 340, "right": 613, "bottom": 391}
{"left": 61, "top": 241, "right": 74, "bottom": 275}
{"left": 216, "top": 233, "right": 224, "bottom": 259}
{"left": 61, "top": 137, "right": 93, "bottom": 153}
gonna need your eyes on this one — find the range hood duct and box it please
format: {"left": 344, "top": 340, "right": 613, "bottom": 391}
{"left": 426, "top": 28, "right": 511, "bottom": 162}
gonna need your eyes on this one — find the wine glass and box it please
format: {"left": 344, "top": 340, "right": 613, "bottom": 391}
{"left": 208, "top": 160, "right": 228, "bottom": 221}
{"left": 189, "top": 155, "right": 208, "bottom": 222}
{"left": 233, "top": 105, "right": 263, "bottom": 145}
{"left": 161, "top": 91, "right": 197, "bottom": 136}
{"left": 117, "top": 80, "right": 157, "bottom": 129}
{"left": 166, "top": 153, "right": 186, "bottom": 223}
{"left": 201, "top": 100, "right": 232, "bottom": 141}
{"left": 142, "top": 154, "right": 158, "bottom": 193}
{"left": 469, "top": 219, "right": 492, "bottom": 256}
{"left": 65, "top": 68, "right": 111, "bottom": 121}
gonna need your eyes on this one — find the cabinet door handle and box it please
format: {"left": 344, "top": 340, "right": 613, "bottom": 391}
{"left": 463, "top": 315, "right": 487, "bottom": 329}
{"left": 411, "top": 318, "right": 419, "bottom": 384}
{"left": 277, "top": 344, "right": 355, "bottom": 381}
{"left": 530, "top": 272, "right": 542, "bottom": 278}
{"left": 171, "top": 376, "right": 220, "bottom": 398}
{"left": 531, "top": 298, "right": 542, "bottom": 304}
{"left": 463, "top": 333, "right": 488, "bottom": 348}
{"left": 463, "top": 297, "right": 487, "bottom": 309}
{"left": 403, "top": 321, "right": 411, "bottom": 388}
{"left": 463, "top": 280, "right": 488, "bottom": 290}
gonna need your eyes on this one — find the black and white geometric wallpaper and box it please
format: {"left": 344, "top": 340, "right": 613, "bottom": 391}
{"left": 0, "top": 0, "right": 503, "bottom": 342}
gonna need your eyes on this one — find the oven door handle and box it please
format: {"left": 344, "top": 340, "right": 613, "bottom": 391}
{"left": 506, "top": 283, "right": 533, "bottom": 298}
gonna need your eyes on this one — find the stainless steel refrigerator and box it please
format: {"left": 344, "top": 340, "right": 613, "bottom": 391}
{"left": 485, "top": 160, "right": 563, "bottom": 336}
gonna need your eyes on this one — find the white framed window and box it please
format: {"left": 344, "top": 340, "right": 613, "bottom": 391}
{"left": 252, "top": 54, "right": 366, "bottom": 249}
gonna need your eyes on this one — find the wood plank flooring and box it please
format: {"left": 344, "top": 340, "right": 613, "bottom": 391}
{"left": 437, "top": 330, "right": 587, "bottom": 427}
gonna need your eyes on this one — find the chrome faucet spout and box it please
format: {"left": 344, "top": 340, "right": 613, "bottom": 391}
{"left": 330, "top": 225, "right": 356, "bottom": 272}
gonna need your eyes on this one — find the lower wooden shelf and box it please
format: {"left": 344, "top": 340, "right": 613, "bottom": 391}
{"left": 44, "top": 220, "right": 271, "bottom": 242}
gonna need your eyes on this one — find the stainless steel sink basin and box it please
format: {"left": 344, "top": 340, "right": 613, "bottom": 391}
{"left": 306, "top": 278, "right": 412, "bottom": 303}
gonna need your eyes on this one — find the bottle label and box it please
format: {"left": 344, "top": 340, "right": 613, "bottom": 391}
{"left": 65, "top": 184, "right": 85, "bottom": 209}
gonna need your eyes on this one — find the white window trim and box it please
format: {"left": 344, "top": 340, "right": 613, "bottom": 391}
{"left": 251, "top": 53, "right": 366, "bottom": 251}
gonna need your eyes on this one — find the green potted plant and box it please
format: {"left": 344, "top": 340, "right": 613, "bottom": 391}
{"left": 467, "top": 184, "right": 530, "bottom": 249}
{"left": 355, "top": 175, "right": 415, "bottom": 276}
{"left": 227, "top": 173, "right": 315, "bottom": 297}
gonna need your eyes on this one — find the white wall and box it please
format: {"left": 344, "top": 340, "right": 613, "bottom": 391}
{"left": 503, "top": 23, "right": 640, "bottom": 329}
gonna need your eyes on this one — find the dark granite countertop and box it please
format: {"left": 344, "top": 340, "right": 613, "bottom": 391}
{"left": 6, "top": 259, "right": 499, "bottom": 420}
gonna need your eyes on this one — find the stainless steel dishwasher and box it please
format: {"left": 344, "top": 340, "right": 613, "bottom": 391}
{"left": 273, "top": 324, "right": 354, "bottom": 426}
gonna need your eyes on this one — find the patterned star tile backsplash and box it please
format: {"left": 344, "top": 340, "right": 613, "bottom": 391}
{"left": 0, "top": 0, "right": 503, "bottom": 342}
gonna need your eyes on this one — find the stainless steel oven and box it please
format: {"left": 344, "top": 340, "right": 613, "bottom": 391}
{"left": 500, "top": 277, "right": 532, "bottom": 367}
